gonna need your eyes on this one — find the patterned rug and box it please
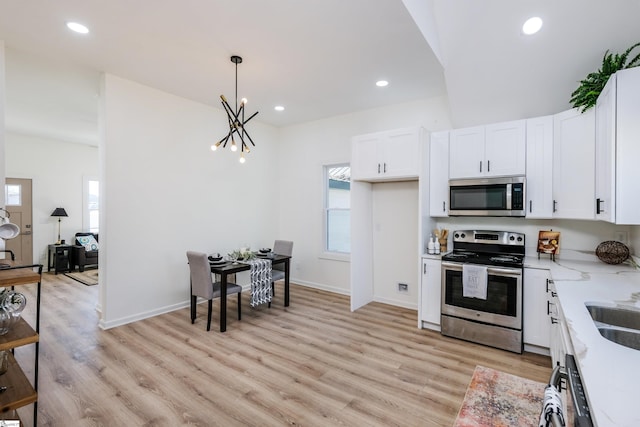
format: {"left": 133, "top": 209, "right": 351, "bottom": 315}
{"left": 453, "top": 365, "right": 545, "bottom": 427}
{"left": 64, "top": 269, "right": 99, "bottom": 286}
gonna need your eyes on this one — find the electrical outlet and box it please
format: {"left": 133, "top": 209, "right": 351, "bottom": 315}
{"left": 398, "top": 283, "right": 408, "bottom": 292}
{"left": 614, "top": 231, "right": 629, "bottom": 245}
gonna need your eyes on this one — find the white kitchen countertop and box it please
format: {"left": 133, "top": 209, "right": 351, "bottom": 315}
{"left": 525, "top": 250, "right": 640, "bottom": 427}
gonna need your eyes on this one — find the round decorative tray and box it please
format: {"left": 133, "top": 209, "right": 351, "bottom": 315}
{"left": 596, "top": 240, "right": 630, "bottom": 265}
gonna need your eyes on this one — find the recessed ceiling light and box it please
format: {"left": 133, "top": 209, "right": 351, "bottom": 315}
{"left": 522, "top": 17, "right": 543, "bottom": 35}
{"left": 376, "top": 80, "right": 389, "bottom": 87}
{"left": 66, "top": 22, "right": 89, "bottom": 34}
{"left": 274, "top": 106, "right": 285, "bottom": 111}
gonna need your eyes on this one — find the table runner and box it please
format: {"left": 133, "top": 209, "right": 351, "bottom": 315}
{"left": 246, "top": 258, "right": 272, "bottom": 307}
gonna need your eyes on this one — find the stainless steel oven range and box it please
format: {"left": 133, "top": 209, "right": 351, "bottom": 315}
{"left": 441, "top": 230, "right": 525, "bottom": 353}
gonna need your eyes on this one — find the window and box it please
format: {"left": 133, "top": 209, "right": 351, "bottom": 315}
{"left": 83, "top": 177, "right": 99, "bottom": 233}
{"left": 4, "top": 184, "right": 21, "bottom": 206}
{"left": 324, "top": 164, "right": 350, "bottom": 254}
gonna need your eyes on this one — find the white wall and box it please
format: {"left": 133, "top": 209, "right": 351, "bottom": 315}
{"left": 5, "top": 133, "right": 98, "bottom": 263}
{"left": 372, "top": 181, "right": 419, "bottom": 308}
{"left": 432, "top": 216, "right": 634, "bottom": 258}
{"left": 100, "top": 74, "right": 280, "bottom": 328}
{"left": 277, "top": 96, "right": 452, "bottom": 295}
{"left": 0, "top": 42, "right": 5, "bottom": 224}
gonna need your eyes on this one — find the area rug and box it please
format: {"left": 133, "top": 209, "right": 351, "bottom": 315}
{"left": 64, "top": 269, "right": 98, "bottom": 286}
{"left": 453, "top": 365, "right": 545, "bottom": 427}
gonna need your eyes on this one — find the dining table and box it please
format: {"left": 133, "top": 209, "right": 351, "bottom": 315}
{"left": 210, "top": 254, "right": 291, "bottom": 332}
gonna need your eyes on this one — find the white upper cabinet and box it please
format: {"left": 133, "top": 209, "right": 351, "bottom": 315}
{"left": 351, "top": 127, "right": 421, "bottom": 182}
{"left": 449, "top": 120, "right": 526, "bottom": 179}
{"left": 429, "top": 131, "right": 449, "bottom": 217}
{"left": 595, "top": 67, "right": 640, "bottom": 224}
{"left": 552, "top": 108, "right": 596, "bottom": 220}
{"left": 526, "top": 116, "right": 554, "bottom": 218}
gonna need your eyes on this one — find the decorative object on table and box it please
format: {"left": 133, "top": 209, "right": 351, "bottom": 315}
{"left": 595, "top": 240, "right": 630, "bottom": 265}
{"left": 247, "top": 258, "right": 273, "bottom": 308}
{"left": 0, "top": 208, "right": 20, "bottom": 241}
{"left": 453, "top": 365, "right": 545, "bottom": 427}
{"left": 50, "top": 207, "right": 68, "bottom": 244}
{"left": 228, "top": 249, "right": 255, "bottom": 262}
{"left": 0, "top": 289, "right": 26, "bottom": 334}
{"left": 537, "top": 230, "right": 560, "bottom": 260}
{"left": 211, "top": 55, "right": 259, "bottom": 164}
{"left": 570, "top": 42, "right": 640, "bottom": 112}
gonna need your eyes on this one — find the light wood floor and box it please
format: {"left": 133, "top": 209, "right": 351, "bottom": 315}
{"left": 14, "top": 273, "right": 551, "bottom": 426}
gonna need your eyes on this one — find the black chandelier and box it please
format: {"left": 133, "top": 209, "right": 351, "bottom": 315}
{"left": 211, "top": 55, "right": 259, "bottom": 163}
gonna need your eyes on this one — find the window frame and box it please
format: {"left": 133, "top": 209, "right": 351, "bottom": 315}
{"left": 321, "top": 163, "right": 351, "bottom": 261}
{"left": 83, "top": 176, "right": 99, "bottom": 233}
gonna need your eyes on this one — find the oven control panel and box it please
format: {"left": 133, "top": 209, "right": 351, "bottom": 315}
{"left": 452, "top": 230, "right": 525, "bottom": 247}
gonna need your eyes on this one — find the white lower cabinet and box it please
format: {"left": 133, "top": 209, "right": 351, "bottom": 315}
{"left": 523, "top": 268, "right": 551, "bottom": 349}
{"left": 420, "top": 257, "right": 441, "bottom": 327}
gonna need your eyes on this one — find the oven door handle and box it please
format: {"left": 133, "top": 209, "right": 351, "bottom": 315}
{"left": 486, "top": 267, "right": 522, "bottom": 276}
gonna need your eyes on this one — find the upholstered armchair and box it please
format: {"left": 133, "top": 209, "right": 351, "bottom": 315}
{"left": 71, "top": 232, "right": 99, "bottom": 272}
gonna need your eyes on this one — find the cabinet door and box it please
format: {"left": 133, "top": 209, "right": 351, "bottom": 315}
{"left": 526, "top": 116, "right": 554, "bottom": 218}
{"left": 381, "top": 128, "right": 420, "bottom": 179}
{"left": 613, "top": 67, "right": 640, "bottom": 224}
{"left": 429, "top": 131, "right": 449, "bottom": 217}
{"left": 351, "top": 134, "right": 381, "bottom": 180}
{"left": 552, "top": 108, "right": 596, "bottom": 219}
{"left": 449, "top": 126, "right": 485, "bottom": 179}
{"left": 420, "top": 258, "right": 441, "bottom": 326}
{"left": 595, "top": 74, "right": 616, "bottom": 222}
{"left": 523, "top": 268, "right": 551, "bottom": 349}
{"left": 484, "top": 119, "right": 526, "bottom": 177}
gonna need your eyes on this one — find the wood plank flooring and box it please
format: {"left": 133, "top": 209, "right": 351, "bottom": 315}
{"left": 13, "top": 273, "right": 551, "bottom": 426}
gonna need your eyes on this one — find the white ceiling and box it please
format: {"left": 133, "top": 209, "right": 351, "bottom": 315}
{"left": 1, "top": 0, "right": 639, "bottom": 145}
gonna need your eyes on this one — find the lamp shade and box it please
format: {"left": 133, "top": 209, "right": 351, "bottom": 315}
{"left": 51, "top": 208, "right": 68, "bottom": 217}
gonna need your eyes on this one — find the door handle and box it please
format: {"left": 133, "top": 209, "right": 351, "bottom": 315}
{"left": 22, "top": 231, "right": 32, "bottom": 235}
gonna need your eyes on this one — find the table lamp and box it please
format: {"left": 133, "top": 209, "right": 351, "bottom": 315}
{"left": 51, "top": 208, "right": 68, "bottom": 244}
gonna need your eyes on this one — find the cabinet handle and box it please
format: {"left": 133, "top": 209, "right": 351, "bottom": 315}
{"left": 383, "top": 163, "right": 387, "bottom": 173}
{"left": 529, "top": 200, "right": 532, "bottom": 213}
{"left": 553, "top": 200, "right": 557, "bottom": 213}
{"left": 550, "top": 317, "right": 559, "bottom": 325}
{"left": 424, "top": 263, "right": 426, "bottom": 274}
{"left": 551, "top": 291, "right": 557, "bottom": 297}
{"left": 479, "top": 161, "right": 482, "bottom": 173}
{"left": 547, "top": 300, "right": 552, "bottom": 315}
{"left": 487, "top": 160, "right": 490, "bottom": 172}
{"left": 546, "top": 278, "right": 549, "bottom": 293}
{"left": 377, "top": 163, "right": 381, "bottom": 174}
{"left": 442, "top": 201, "right": 446, "bottom": 212}
{"left": 596, "top": 198, "right": 604, "bottom": 214}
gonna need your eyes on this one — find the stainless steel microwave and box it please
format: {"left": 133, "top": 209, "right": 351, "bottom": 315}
{"left": 448, "top": 176, "right": 526, "bottom": 217}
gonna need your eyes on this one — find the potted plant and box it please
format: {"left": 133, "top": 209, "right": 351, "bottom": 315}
{"left": 570, "top": 42, "right": 640, "bottom": 112}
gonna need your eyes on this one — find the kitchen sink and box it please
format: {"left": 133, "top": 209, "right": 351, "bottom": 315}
{"left": 597, "top": 326, "right": 640, "bottom": 351}
{"left": 585, "top": 304, "right": 640, "bottom": 330}
{"left": 586, "top": 304, "right": 640, "bottom": 351}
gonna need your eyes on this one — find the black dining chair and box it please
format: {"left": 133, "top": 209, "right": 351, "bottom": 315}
{"left": 186, "top": 251, "right": 242, "bottom": 331}
{"left": 271, "top": 240, "right": 293, "bottom": 296}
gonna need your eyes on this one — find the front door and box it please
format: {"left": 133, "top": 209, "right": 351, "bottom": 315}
{"left": 4, "top": 178, "right": 33, "bottom": 264}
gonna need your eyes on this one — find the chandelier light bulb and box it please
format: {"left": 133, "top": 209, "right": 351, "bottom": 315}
{"left": 239, "top": 154, "right": 246, "bottom": 164}
{"left": 231, "top": 142, "right": 238, "bottom": 152}
{"left": 211, "top": 144, "right": 217, "bottom": 151}
{"left": 241, "top": 98, "right": 248, "bottom": 105}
